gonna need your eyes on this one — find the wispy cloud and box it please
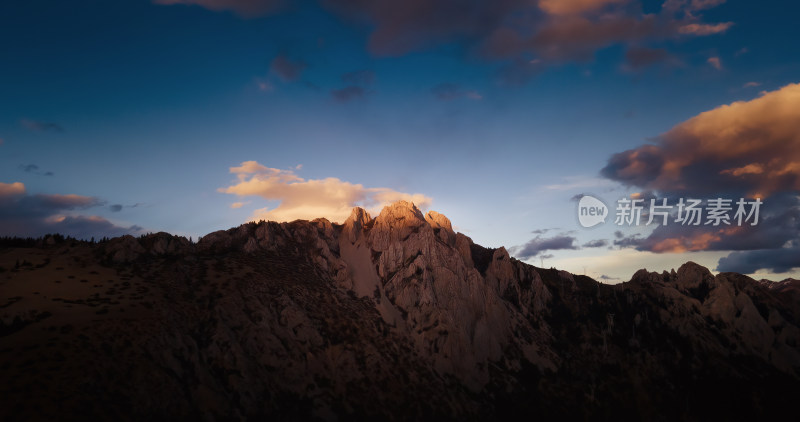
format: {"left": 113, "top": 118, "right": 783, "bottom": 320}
{"left": 543, "top": 176, "right": 615, "bottom": 191}
{"left": 21, "top": 119, "right": 64, "bottom": 133}
{"left": 20, "top": 164, "right": 54, "bottom": 176}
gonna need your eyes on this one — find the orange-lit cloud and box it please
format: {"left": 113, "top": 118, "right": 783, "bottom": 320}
{"left": 538, "top": 0, "right": 629, "bottom": 16}
{"left": 707, "top": 56, "right": 722, "bottom": 70}
{"left": 220, "top": 161, "right": 432, "bottom": 223}
{"left": 0, "top": 182, "right": 26, "bottom": 197}
{"left": 678, "top": 22, "right": 732, "bottom": 35}
{"left": 602, "top": 82, "right": 800, "bottom": 198}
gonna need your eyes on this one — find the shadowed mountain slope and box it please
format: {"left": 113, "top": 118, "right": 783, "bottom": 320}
{"left": 1, "top": 201, "right": 798, "bottom": 420}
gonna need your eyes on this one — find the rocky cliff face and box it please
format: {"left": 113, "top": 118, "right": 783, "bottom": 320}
{"left": 1, "top": 201, "right": 798, "bottom": 421}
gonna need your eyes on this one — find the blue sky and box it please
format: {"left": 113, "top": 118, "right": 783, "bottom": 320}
{"left": 2, "top": 0, "right": 799, "bottom": 281}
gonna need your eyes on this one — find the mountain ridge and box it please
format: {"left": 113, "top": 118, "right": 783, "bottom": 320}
{"left": 1, "top": 200, "right": 798, "bottom": 420}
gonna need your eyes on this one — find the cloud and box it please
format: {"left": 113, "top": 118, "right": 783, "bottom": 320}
{"left": 325, "top": 0, "right": 729, "bottom": 66}
{"left": 159, "top": 0, "right": 732, "bottom": 82}
{"left": 583, "top": 239, "right": 609, "bottom": 248}
{"left": 707, "top": 56, "right": 722, "bottom": 70}
{"left": 21, "top": 119, "right": 64, "bottom": 133}
{"left": 109, "top": 203, "right": 143, "bottom": 213}
{"left": 544, "top": 175, "right": 615, "bottom": 191}
{"left": 153, "top": 0, "right": 283, "bottom": 17}
{"left": 716, "top": 242, "right": 800, "bottom": 274}
{"left": 677, "top": 22, "right": 732, "bottom": 35}
{"left": 219, "top": 161, "right": 432, "bottom": 223}
{"left": 675, "top": 0, "right": 727, "bottom": 13}
{"left": 230, "top": 202, "right": 246, "bottom": 209}
{"left": 613, "top": 232, "right": 643, "bottom": 248}
{"left": 0, "top": 182, "right": 142, "bottom": 239}
{"left": 602, "top": 115, "right": 800, "bottom": 272}
{"left": 614, "top": 201, "right": 799, "bottom": 253}
{"left": 331, "top": 86, "right": 367, "bottom": 102}
{"left": 743, "top": 81, "right": 761, "bottom": 88}
{"left": 270, "top": 54, "right": 307, "bottom": 82}
{"left": 20, "top": 164, "right": 54, "bottom": 176}
{"left": 0, "top": 138, "right": 4, "bottom": 146}
{"left": 511, "top": 234, "right": 578, "bottom": 260}
{"left": 624, "top": 47, "right": 672, "bottom": 70}
{"left": 430, "top": 83, "right": 482, "bottom": 101}
{"left": 0, "top": 182, "right": 26, "bottom": 197}
{"left": 523, "top": 15, "right": 668, "bottom": 62}
{"left": 538, "top": 0, "right": 631, "bottom": 16}
{"left": 601, "top": 83, "right": 800, "bottom": 198}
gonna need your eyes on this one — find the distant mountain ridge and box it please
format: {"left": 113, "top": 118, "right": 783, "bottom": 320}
{"left": 1, "top": 200, "right": 798, "bottom": 421}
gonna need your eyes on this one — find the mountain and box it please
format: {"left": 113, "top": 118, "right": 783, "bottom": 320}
{"left": 1, "top": 201, "right": 798, "bottom": 421}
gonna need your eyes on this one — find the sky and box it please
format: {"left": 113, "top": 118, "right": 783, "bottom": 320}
{"left": 1, "top": 0, "right": 799, "bottom": 281}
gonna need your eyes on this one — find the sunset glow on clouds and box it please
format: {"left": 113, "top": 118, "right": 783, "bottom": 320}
{"left": 602, "top": 83, "right": 800, "bottom": 198}
{"left": 598, "top": 83, "right": 800, "bottom": 274}
{"left": 0, "top": 182, "right": 142, "bottom": 238}
{"left": 219, "top": 161, "right": 432, "bottom": 223}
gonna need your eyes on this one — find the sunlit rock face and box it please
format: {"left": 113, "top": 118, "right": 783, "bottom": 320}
{"left": 3, "top": 201, "right": 799, "bottom": 421}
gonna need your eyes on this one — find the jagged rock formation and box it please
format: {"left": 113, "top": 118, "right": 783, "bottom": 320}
{"left": 1, "top": 201, "right": 798, "bottom": 421}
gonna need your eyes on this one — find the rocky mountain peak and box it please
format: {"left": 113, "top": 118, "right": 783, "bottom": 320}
{"left": 425, "top": 210, "right": 453, "bottom": 232}
{"left": 374, "top": 200, "right": 425, "bottom": 226}
{"left": 343, "top": 207, "right": 372, "bottom": 243}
